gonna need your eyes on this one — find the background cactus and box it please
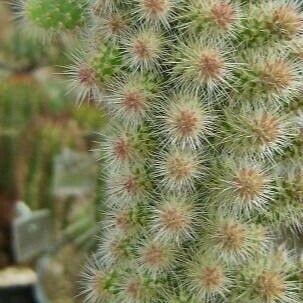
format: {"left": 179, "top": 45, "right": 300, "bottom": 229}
{"left": 21, "top": 0, "right": 303, "bottom": 302}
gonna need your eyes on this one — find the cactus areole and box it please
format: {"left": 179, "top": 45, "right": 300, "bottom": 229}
{"left": 22, "top": 0, "right": 303, "bottom": 302}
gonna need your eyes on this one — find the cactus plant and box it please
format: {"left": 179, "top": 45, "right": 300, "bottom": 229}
{"left": 17, "top": 0, "right": 88, "bottom": 39}
{"left": 22, "top": 0, "right": 303, "bottom": 302}
{"left": 17, "top": 116, "right": 85, "bottom": 210}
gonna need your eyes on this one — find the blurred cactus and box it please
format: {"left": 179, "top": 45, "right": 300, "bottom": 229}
{"left": 0, "top": 71, "right": 105, "bottom": 233}
{"left": 21, "top": 0, "right": 88, "bottom": 35}
{"left": 0, "top": 76, "right": 45, "bottom": 198}
{"left": 0, "top": 2, "right": 77, "bottom": 73}
{"left": 0, "top": 76, "right": 46, "bottom": 129}
{"left": 1, "top": 30, "right": 52, "bottom": 71}
{"left": 17, "top": 116, "right": 84, "bottom": 210}
{"left": 21, "top": 0, "right": 303, "bottom": 302}
{"left": 0, "top": 75, "right": 47, "bottom": 267}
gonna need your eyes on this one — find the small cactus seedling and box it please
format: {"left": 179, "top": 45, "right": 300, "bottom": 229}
{"left": 21, "top": 0, "right": 303, "bottom": 302}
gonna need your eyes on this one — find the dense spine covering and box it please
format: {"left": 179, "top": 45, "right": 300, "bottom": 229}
{"left": 22, "top": 0, "right": 303, "bottom": 302}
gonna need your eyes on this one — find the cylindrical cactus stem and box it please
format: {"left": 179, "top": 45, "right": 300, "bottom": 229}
{"left": 22, "top": 0, "right": 303, "bottom": 302}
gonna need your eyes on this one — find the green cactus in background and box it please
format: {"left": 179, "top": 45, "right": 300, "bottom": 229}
{"left": 18, "top": 0, "right": 88, "bottom": 38}
{"left": 0, "top": 71, "right": 104, "bottom": 221}
{"left": 0, "top": 76, "right": 45, "bottom": 196}
{"left": 0, "top": 30, "right": 48, "bottom": 72}
{"left": 0, "top": 28, "right": 72, "bottom": 72}
{"left": 22, "top": 0, "right": 303, "bottom": 302}
{"left": 18, "top": 117, "right": 84, "bottom": 210}
{"left": 0, "top": 1, "right": 80, "bottom": 74}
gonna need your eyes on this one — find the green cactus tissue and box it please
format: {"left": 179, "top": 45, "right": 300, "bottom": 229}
{"left": 21, "top": 0, "right": 303, "bottom": 302}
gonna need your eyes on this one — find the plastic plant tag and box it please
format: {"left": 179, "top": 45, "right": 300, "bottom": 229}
{"left": 52, "top": 148, "right": 97, "bottom": 198}
{"left": 12, "top": 209, "right": 52, "bottom": 263}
